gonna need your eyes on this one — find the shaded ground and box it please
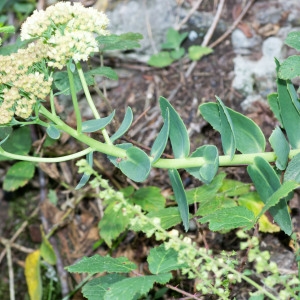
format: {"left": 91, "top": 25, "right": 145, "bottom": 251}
{"left": 0, "top": 0, "right": 299, "bottom": 299}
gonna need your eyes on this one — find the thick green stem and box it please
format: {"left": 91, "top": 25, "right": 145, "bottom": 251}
{"left": 76, "top": 62, "right": 112, "bottom": 145}
{"left": 67, "top": 62, "right": 82, "bottom": 133}
{"left": 49, "top": 89, "right": 56, "bottom": 116}
{"left": 0, "top": 147, "right": 93, "bottom": 163}
{"left": 39, "top": 105, "right": 125, "bottom": 157}
{"left": 6, "top": 105, "right": 300, "bottom": 168}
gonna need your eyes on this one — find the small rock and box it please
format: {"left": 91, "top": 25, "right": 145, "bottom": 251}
{"left": 231, "top": 29, "right": 262, "bottom": 55}
{"left": 232, "top": 37, "right": 284, "bottom": 106}
{"left": 254, "top": 4, "right": 282, "bottom": 25}
{"left": 107, "top": 0, "right": 227, "bottom": 62}
{"left": 106, "top": 0, "right": 178, "bottom": 62}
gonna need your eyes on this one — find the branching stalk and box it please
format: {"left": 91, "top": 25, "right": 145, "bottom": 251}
{"left": 67, "top": 62, "right": 82, "bottom": 133}
{"left": 76, "top": 62, "right": 112, "bottom": 145}
{"left": 3, "top": 105, "right": 300, "bottom": 169}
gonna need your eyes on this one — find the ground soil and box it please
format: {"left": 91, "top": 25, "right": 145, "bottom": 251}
{"left": 0, "top": 1, "right": 299, "bottom": 299}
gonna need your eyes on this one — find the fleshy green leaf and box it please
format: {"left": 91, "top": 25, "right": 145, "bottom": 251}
{"left": 3, "top": 161, "right": 35, "bottom": 191}
{"left": 66, "top": 255, "right": 137, "bottom": 274}
{"left": 82, "top": 111, "right": 115, "bottom": 133}
{"left": 46, "top": 124, "right": 60, "bottom": 139}
{"left": 284, "top": 153, "right": 300, "bottom": 182}
{"left": 75, "top": 173, "right": 90, "bottom": 190}
{"left": 75, "top": 152, "right": 93, "bottom": 190}
{"left": 110, "top": 107, "right": 133, "bottom": 143}
{"left": 103, "top": 273, "right": 172, "bottom": 300}
{"left": 247, "top": 156, "right": 292, "bottom": 235}
{"left": 168, "top": 169, "right": 189, "bottom": 231}
{"left": 278, "top": 55, "right": 300, "bottom": 80}
{"left": 148, "top": 52, "right": 174, "bottom": 68}
{"left": 118, "top": 147, "right": 151, "bottom": 182}
{"left": 97, "top": 33, "right": 143, "bottom": 51}
{"left": 87, "top": 66, "right": 118, "bottom": 81}
{"left": 216, "top": 96, "right": 236, "bottom": 159}
{"left": 159, "top": 96, "right": 189, "bottom": 158}
{"left": 287, "top": 81, "right": 300, "bottom": 112}
{"left": 188, "top": 46, "right": 213, "bottom": 61}
{"left": 150, "top": 108, "right": 169, "bottom": 163}
{"left": 0, "top": 126, "right": 31, "bottom": 160}
{"left": 276, "top": 59, "right": 300, "bottom": 149}
{"left": 186, "top": 145, "right": 219, "bottom": 184}
{"left": 25, "top": 250, "right": 42, "bottom": 300}
{"left": 267, "top": 93, "right": 283, "bottom": 126}
{"left": 107, "top": 143, "right": 132, "bottom": 166}
{"left": 148, "top": 244, "right": 187, "bottom": 274}
{"left": 269, "top": 126, "right": 290, "bottom": 170}
{"left": 129, "top": 187, "right": 165, "bottom": 212}
{"left": 0, "top": 127, "right": 12, "bottom": 145}
{"left": 98, "top": 202, "right": 133, "bottom": 247}
{"left": 82, "top": 274, "right": 126, "bottom": 300}
{"left": 199, "top": 206, "right": 255, "bottom": 231}
{"left": 200, "top": 102, "right": 266, "bottom": 154}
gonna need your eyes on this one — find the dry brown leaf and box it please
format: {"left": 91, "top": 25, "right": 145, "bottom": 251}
{"left": 39, "top": 162, "right": 60, "bottom": 180}
{"left": 40, "top": 201, "right": 64, "bottom": 225}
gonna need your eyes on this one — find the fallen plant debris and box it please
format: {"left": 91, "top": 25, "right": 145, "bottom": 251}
{"left": 0, "top": 1, "right": 300, "bottom": 299}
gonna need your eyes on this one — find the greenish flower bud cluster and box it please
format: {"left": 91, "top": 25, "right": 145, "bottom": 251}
{"left": 0, "top": 2, "right": 109, "bottom": 124}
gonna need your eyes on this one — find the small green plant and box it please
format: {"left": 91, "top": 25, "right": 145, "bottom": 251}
{"left": 1, "top": 2, "right": 300, "bottom": 299}
{"left": 148, "top": 27, "right": 213, "bottom": 67}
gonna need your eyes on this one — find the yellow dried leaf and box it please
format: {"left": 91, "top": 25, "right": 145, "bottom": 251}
{"left": 25, "top": 249, "right": 42, "bottom": 300}
{"left": 238, "top": 193, "right": 280, "bottom": 233}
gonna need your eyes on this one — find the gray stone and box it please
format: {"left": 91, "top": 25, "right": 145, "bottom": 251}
{"left": 231, "top": 29, "right": 262, "bottom": 55}
{"left": 106, "top": 0, "right": 227, "bottom": 62}
{"left": 255, "top": 5, "right": 282, "bottom": 25}
{"left": 232, "top": 37, "right": 284, "bottom": 105}
{"left": 106, "top": 0, "right": 178, "bottom": 62}
{"left": 232, "top": 55, "right": 255, "bottom": 95}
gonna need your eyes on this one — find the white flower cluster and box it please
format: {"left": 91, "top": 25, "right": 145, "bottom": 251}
{"left": 20, "top": 1, "right": 109, "bottom": 69}
{"left": 0, "top": 41, "right": 52, "bottom": 124}
{"left": 21, "top": 2, "right": 109, "bottom": 40}
{"left": 0, "top": 2, "right": 109, "bottom": 124}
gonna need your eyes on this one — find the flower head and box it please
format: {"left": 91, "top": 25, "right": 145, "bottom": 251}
{"left": 0, "top": 41, "right": 52, "bottom": 124}
{"left": 20, "top": 2, "right": 109, "bottom": 68}
{"left": 21, "top": 2, "right": 109, "bottom": 40}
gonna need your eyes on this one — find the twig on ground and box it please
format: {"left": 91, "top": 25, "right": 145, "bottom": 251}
{"left": 168, "top": 0, "right": 255, "bottom": 101}
{"left": 130, "top": 106, "right": 151, "bottom": 128}
{"left": 0, "top": 238, "right": 34, "bottom": 254}
{"left": 0, "top": 206, "right": 40, "bottom": 264}
{"left": 51, "top": 236, "right": 69, "bottom": 296}
{"left": 5, "top": 242, "right": 15, "bottom": 300}
{"left": 208, "top": 0, "right": 256, "bottom": 49}
{"left": 185, "top": 0, "right": 225, "bottom": 78}
{"left": 175, "top": 0, "right": 204, "bottom": 31}
{"left": 143, "top": 0, "right": 157, "bottom": 53}
{"left": 166, "top": 284, "right": 201, "bottom": 300}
